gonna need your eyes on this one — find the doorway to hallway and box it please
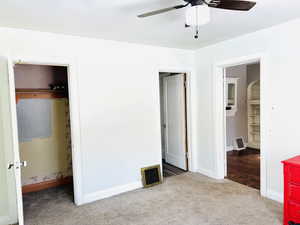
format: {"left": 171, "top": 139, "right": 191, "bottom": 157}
{"left": 159, "top": 72, "right": 189, "bottom": 177}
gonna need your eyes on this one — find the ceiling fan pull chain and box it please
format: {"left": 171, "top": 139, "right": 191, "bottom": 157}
{"left": 194, "top": 8, "right": 199, "bottom": 39}
{"left": 194, "top": 26, "right": 199, "bottom": 39}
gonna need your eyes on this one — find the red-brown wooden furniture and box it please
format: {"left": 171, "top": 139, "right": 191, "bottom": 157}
{"left": 282, "top": 156, "right": 300, "bottom": 225}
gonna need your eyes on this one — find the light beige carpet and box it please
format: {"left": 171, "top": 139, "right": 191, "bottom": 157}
{"left": 23, "top": 173, "right": 282, "bottom": 225}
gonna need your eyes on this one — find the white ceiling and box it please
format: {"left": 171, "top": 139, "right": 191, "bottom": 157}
{"left": 0, "top": 0, "right": 299, "bottom": 49}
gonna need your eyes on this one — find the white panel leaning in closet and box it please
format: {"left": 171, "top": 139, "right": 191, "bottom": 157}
{"left": 16, "top": 98, "right": 72, "bottom": 187}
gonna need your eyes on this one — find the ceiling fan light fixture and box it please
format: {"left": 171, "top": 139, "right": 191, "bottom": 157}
{"left": 185, "top": 5, "right": 210, "bottom": 27}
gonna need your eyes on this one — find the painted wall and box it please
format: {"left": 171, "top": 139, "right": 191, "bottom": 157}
{"left": 0, "top": 27, "right": 195, "bottom": 204}
{"left": 226, "top": 65, "right": 248, "bottom": 148}
{"left": 14, "top": 64, "right": 67, "bottom": 89}
{"left": 195, "top": 18, "right": 300, "bottom": 202}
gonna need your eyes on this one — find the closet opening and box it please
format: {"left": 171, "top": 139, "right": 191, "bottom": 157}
{"left": 13, "top": 64, "right": 74, "bottom": 222}
{"left": 159, "top": 72, "right": 189, "bottom": 177}
{"left": 225, "top": 62, "right": 261, "bottom": 189}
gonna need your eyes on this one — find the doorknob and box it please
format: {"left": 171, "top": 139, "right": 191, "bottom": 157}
{"left": 8, "top": 163, "right": 14, "bottom": 170}
{"left": 7, "top": 161, "right": 27, "bottom": 170}
{"left": 20, "top": 161, "right": 27, "bottom": 168}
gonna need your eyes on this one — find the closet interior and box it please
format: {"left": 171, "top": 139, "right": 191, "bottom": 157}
{"left": 14, "top": 64, "right": 74, "bottom": 218}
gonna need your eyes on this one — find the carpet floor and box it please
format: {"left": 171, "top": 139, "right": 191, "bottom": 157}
{"left": 23, "top": 173, "right": 282, "bottom": 225}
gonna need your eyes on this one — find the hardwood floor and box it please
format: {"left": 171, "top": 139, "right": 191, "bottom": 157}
{"left": 226, "top": 148, "right": 260, "bottom": 189}
{"left": 162, "top": 160, "right": 186, "bottom": 177}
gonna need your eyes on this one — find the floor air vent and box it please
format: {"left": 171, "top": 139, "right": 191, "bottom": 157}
{"left": 141, "top": 165, "right": 162, "bottom": 188}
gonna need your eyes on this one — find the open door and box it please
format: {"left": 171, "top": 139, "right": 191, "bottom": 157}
{"left": 0, "top": 57, "right": 24, "bottom": 225}
{"left": 163, "top": 74, "right": 187, "bottom": 170}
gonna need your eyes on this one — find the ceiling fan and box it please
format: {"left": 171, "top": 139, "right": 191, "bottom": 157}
{"left": 137, "top": 0, "right": 256, "bottom": 38}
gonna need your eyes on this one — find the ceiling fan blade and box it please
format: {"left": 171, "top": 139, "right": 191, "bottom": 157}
{"left": 209, "top": 0, "right": 256, "bottom": 11}
{"left": 137, "top": 4, "right": 188, "bottom": 18}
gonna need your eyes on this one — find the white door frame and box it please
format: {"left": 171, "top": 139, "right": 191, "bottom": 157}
{"left": 158, "top": 68, "right": 196, "bottom": 173}
{"left": 213, "top": 53, "right": 267, "bottom": 197}
{"left": 7, "top": 55, "right": 84, "bottom": 210}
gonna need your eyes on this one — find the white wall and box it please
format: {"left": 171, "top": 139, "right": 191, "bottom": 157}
{"left": 0, "top": 27, "right": 195, "bottom": 204}
{"left": 226, "top": 65, "right": 248, "bottom": 148}
{"left": 194, "top": 18, "right": 300, "bottom": 202}
{"left": 14, "top": 64, "right": 67, "bottom": 89}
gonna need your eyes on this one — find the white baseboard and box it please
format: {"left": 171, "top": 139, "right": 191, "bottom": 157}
{"left": 82, "top": 181, "right": 143, "bottom": 204}
{"left": 266, "top": 189, "right": 283, "bottom": 203}
{"left": 197, "top": 168, "right": 221, "bottom": 180}
{"left": 226, "top": 146, "right": 234, "bottom": 152}
{"left": 197, "top": 168, "right": 283, "bottom": 203}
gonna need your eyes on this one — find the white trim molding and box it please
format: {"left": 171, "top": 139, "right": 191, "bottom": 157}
{"left": 82, "top": 181, "right": 143, "bottom": 204}
{"left": 266, "top": 190, "right": 283, "bottom": 203}
{"left": 197, "top": 168, "right": 223, "bottom": 180}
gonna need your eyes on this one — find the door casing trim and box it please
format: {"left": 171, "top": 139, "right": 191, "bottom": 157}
{"left": 213, "top": 53, "right": 267, "bottom": 197}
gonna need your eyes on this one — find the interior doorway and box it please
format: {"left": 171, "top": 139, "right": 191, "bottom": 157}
{"left": 224, "top": 62, "right": 261, "bottom": 189}
{"left": 159, "top": 72, "right": 188, "bottom": 177}
{"left": 13, "top": 64, "right": 74, "bottom": 223}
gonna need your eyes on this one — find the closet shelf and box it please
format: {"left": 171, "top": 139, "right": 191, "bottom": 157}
{"left": 16, "top": 89, "right": 66, "bottom": 93}
{"left": 15, "top": 89, "right": 68, "bottom": 101}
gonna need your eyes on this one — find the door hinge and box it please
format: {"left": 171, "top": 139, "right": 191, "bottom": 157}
{"left": 185, "top": 152, "right": 189, "bottom": 159}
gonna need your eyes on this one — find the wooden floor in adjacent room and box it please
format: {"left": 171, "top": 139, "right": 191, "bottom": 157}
{"left": 226, "top": 148, "right": 260, "bottom": 189}
{"left": 162, "top": 160, "right": 186, "bottom": 177}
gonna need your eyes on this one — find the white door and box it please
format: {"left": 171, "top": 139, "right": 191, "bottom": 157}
{"left": 0, "top": 57, "right": 24, "bottom": 225}
{"left": 163, "top": 74, "right": 187, "bottom": 170}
